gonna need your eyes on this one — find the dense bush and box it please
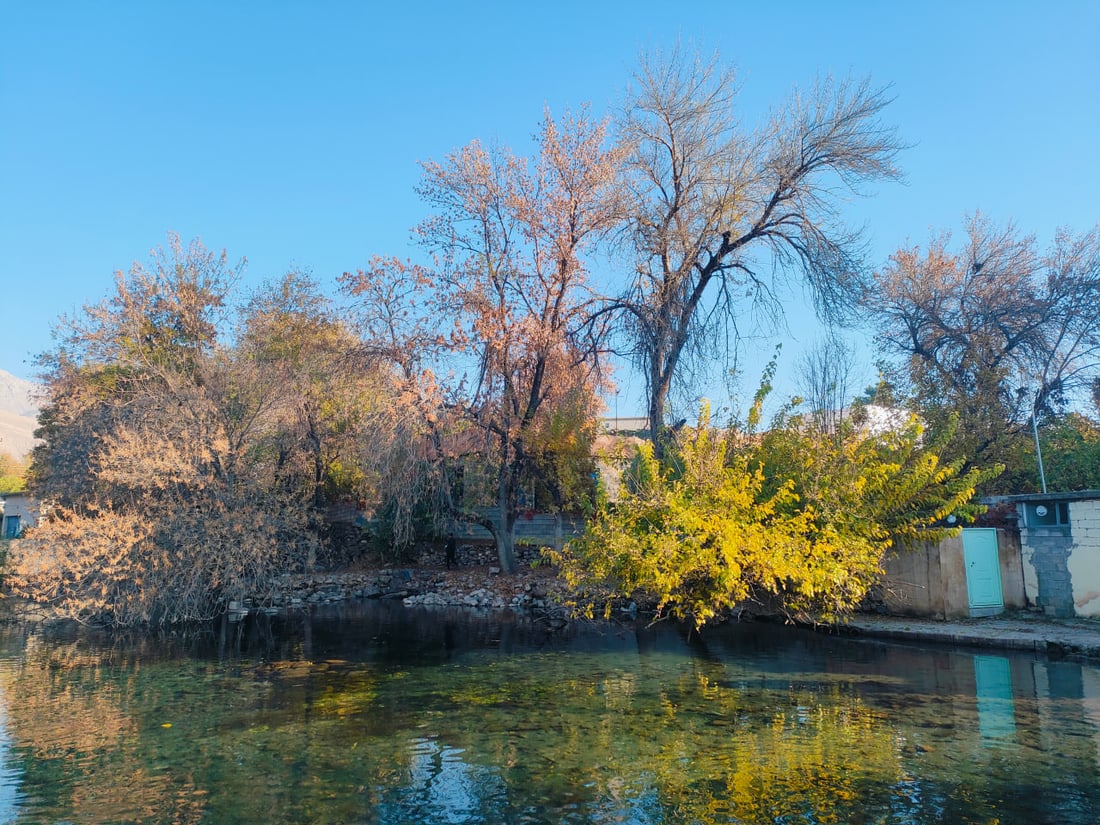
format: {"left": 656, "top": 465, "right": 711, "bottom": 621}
{"left": 554, "top": 396, "right": 1000, "bottom": 627}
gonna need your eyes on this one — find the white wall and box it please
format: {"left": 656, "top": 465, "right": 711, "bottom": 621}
{"left": 1068, "top": 500, "right": 1100, "bottom": 617}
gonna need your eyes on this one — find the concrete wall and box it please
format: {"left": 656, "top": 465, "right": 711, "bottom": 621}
{"left": 1067, "top": 500, "right": 1100, "bottom": 617}
{"left": 451, "top": 513, "right": 584, "bottom": 545}
{"left": 998, "top": 528, "right": 1028, "bottom": 611}
{"left": 882, "top": 529, "right": 1026, "bottom": 620}
{"left": 882, "top": 536, "right": 967, "bottom": 619}
{"left": 1017, "top": 499, "right": 1100, "bottom": 619}
{"left": 1, "top": 493, "right": 38, "bottom": 538}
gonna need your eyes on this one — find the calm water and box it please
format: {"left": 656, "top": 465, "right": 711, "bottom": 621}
{"left": 0, "top": 603, "right": 1098, "bottom": 824}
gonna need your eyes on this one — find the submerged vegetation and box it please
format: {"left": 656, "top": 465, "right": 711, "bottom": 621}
{"left": 6, "top": 607, "right": 1098, "bottom": 824}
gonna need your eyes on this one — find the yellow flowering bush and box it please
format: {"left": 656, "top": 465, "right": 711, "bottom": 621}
{"left": 554, "top": 401, "right": 999, "bottom": 627}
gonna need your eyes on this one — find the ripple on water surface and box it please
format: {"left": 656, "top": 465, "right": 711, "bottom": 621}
{"left": 0, "top": 604, "right": 1095, "bottom": 824}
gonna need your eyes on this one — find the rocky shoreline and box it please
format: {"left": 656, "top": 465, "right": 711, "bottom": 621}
{"left": 238, "top": 561, "right": 573, "bottom": 619}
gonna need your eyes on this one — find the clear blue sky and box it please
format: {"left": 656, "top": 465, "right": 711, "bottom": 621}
{"left": 2, "top": 1, "right": 1098, "bottom": 415}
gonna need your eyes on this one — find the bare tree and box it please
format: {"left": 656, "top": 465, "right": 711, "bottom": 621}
{"left": 796, "top": 333, "right": 858, "bottom": 434}
{"left": 609, "top": 48, "right": 903, "bottom": 448}
{"left": 864, "top": 214, "right": 1100, "bottom": 469}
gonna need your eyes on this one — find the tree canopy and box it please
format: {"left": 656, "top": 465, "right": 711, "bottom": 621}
{"left": 865, "top": 215, "right": 1100, "bottom": 488}
{"left": 609, "top": 48, "right": 903, "bottom": 446}
{"left": 11, "top": 241, "right": 373, "bottom": 624}
{"left": 12, "top": 48, "right": 1098, "bottom": 628}
{"left": 345, "top": 109, "right": 622, "bottom": 572}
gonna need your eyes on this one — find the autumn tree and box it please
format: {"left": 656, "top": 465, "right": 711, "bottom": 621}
{"left": 28, "top": 235, "right": 239, "bottom": 507}
{"left": 609, "top": 48, "right": 903, "bottom": 447}
{"left": 864, "top": 215, "right": 1100, "bottom": 485}
{"left": 340, "top": 257, "right": 458, "bottom": 556}
{"left": 346, "top": 110, "right": 623, "bottom": 572}
{"left": 237, "top": 272, "right": 382, "bottom": 510}
{"left": 11, "top": 237, "right": 326, "bottom": 625}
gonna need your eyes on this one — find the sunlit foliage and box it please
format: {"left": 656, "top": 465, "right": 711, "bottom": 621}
{"left": 555, "top": 372, "right": 999, "bottom": 626}
{"left": 0, "top": 450, "right": 28, "bottom": 494}
{"left": 9, "top": 240, "right": 362, "bottom": 625}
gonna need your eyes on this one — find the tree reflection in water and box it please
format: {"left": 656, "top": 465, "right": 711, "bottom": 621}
{"left": 0, "top": 603, "right": 1096, "bottom": 824}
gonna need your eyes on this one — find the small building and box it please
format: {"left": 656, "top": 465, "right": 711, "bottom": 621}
{"left": 881, "top": 528, "right": 1028, "bottom": 619}
{"left": 1005, "top": 491, "right": 1100, "bottom": 619}
{"left": 1, "top": 492, "right": 39, "bottom": 539}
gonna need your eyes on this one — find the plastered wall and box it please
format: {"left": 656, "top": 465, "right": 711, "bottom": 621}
{"left": 882, "top": 529, "right": 1025, "bottom": 619}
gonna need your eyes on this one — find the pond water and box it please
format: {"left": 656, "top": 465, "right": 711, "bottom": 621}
{"left": 0, "top": 602, "right": 1098, "bottom": 824}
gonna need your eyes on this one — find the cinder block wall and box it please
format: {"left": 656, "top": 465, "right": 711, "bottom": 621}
{"left": 1020, "top": 524, "right": 1075, "bottom": 618}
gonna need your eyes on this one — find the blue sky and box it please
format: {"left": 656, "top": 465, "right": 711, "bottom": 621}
{"left": 2, "top": 1, "right": 1098, "bottom": 415}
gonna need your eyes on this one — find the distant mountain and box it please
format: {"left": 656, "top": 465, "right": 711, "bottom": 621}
{"left": 0, "top": 369, "right": 41, "bottom": 458}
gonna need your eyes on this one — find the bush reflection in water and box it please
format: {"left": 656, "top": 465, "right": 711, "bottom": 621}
{"left": 0, "top": 601, "right": 1098, "bottom": 824}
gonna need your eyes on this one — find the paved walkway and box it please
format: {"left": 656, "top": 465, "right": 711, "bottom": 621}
{"left": 839, "top": 612, "right": 1100, "bottom": 660}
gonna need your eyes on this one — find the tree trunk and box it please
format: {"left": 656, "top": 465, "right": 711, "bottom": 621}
{"left": 495, "top": 457, "right": 519, "bottom": 574}
{"left": 648, "top": 368, "right": 670, "bottom": 458}
{"left": 494, "top": 506, "right": 518, "bottom": 573}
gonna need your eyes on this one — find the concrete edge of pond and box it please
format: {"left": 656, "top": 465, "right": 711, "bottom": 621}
{"left": 832, "top": 612, "right": 1100, "bottom": 661}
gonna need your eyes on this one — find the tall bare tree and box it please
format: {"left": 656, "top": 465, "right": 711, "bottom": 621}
{"left": 609, "top": 48, "right": 902, "bottom": 446}
{"left": 864, "top": 214, "right": 1100, "bottom": 473}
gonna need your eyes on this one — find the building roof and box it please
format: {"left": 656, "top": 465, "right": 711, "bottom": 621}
{"left": 999, "top": 490, "right": 1100, "bottom": 504}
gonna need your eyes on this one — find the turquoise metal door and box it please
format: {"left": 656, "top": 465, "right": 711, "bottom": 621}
{"left": 963, "top": 528, "right": 1004, "bottom": 609}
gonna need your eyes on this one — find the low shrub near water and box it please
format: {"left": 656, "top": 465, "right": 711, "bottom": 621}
{"left": 6, "top": 496, "right": 303, "bottom": 626}
{"left": 552, "top": 397, "right": 1000, "bottom": 628}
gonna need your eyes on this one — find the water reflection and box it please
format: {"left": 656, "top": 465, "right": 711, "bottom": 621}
{"left": 0, "top": 603, "right": 1096, "bottom": 823}
{"left": 974, "top": 654, "right": 1016, "bottom": 741}
{"left": 0, "top": 671, "right": 22, "bottom": 820}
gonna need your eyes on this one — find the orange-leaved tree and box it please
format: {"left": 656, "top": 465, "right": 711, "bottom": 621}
{"left": 344, "top": 110, "right": 623, "bottom": 572}
{"left": 13, "top": 238, "right": 334, "bottom": 625}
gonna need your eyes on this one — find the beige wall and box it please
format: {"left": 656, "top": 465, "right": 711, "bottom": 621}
{"left": 882, "top": 529, "right": 1025, "bottom": 619}
{"left": 998, "top": 528, "right": 1027, "bottom": 610}
{"left": 882, "top": 536, "right": 968, "bottom": 619}
{"left": 1068, "top": 500, "right": 1100, "bottom": 617}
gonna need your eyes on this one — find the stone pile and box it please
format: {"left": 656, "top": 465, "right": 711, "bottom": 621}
{"left": 262, "top": 570, "right": 430, "bottom": 608}
{"left": 254, "top": 564, "right": 569, "bottom": 617}
{"left": 402, "top": 577, "right": 562, "bottom": 613}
